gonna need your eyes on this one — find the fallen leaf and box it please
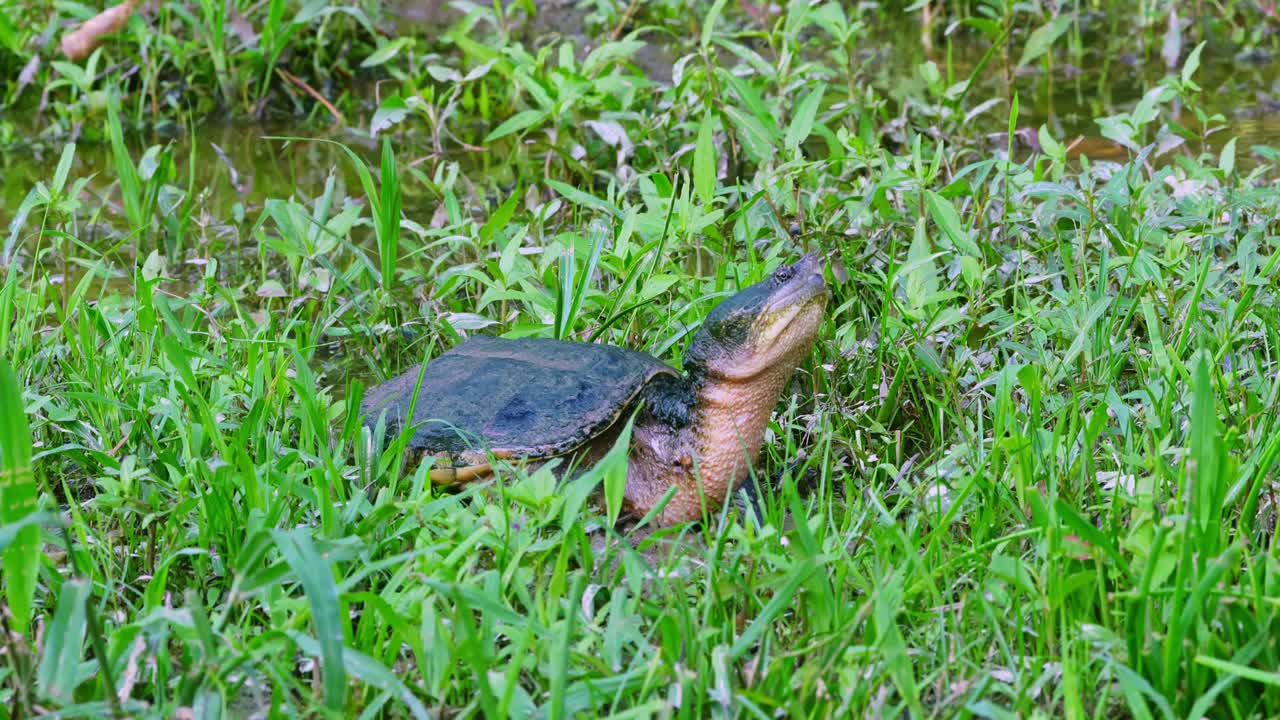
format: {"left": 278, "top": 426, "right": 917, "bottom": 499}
{"left": 226, "top": 0, "right": 258, "bottom": 49}
{"left": 61, "top": 0, "right": 137, "bottom": 61}
{"left": 256, "top": 280, "right": 287, "bottom": 298}
{"left": 17, "top": 55, "right": 39, "bottom": 98}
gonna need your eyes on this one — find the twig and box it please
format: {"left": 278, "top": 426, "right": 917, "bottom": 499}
{"left": 276, "top": 67, "right": 342, "bottom": 127}
{"left": 61, "top": 0, "right": 138, "bottom": 61}
{"left": 608, "top": 0, "right": 641, "bottom": 41}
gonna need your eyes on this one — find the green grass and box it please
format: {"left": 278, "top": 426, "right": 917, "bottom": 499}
{"left": 4, "top": 1, "right": 1280, "bottom": 718}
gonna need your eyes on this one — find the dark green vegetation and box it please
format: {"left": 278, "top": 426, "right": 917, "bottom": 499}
{"left": 4, "top": 1, "right": 1280, "bottom": 717}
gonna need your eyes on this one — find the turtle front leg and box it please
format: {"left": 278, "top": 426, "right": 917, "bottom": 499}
{"left": 623, "top": 421, "right": 701, "bottom": 524}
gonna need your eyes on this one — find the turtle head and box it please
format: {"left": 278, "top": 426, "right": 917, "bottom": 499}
{"left": 684, "top": 254, "right": 828, "bottom": 382}
{"left": 638, "top": 254, "right": 827, "bottom": 524}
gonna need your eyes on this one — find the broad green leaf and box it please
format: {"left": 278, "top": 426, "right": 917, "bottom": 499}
{"left": 1129, "top": 86, "right": 1170, "bottom": 128}
{"left": 361, "top": 37, "right": 410, "bottom": 68}
{"left": 582, "top": 40, "right": 645, "bottom": 75}
{"left": 1097, "top": 115, "right": 1140, "bottom": 153}
{"left": 513, "top": 70, "right": 553, "bottom": 110}
{"left": 1018, "top": 14, "right": 1072, "bottom": 67}
{"left": 1038, "top": 125, "right": 1063, "bottom": 158}
{"left": 370, "top": 95, "right": 409, "bottom": 136}
{"left": 960, "top": 17, "right": 1002, "bottom": 41}
{"left": 700, "top": 0, "right": 728, "bottom": 50}
{"left": 918, "top": 60, "right": 943, "bottom": 95}
{"left": 902, "top": 217, "right": 939, "bottom": 316}
{"left": 478, "top": 188, "right": 521, "bottom": 245}
{"left": 0, "top": 358, "right": 38, "bottom": 635}
{"left": 0, "top": 511, "right": 57, "bottom": 554}
{"left": 808, "top": 2, "right": 847, "bottom": 38}
{"left": 0, "top": 14, "right": 18, "bottom": 53}
{"left": 601, "top": 414, "right": 635, "bottom": 526}
{"left": 443, "top": 312, "right": 497, "bottom": 332}
{"left": 1182, "top": 41, "right": 1206, "bottom": 86}
{"left": 545, "top": 178, "right": 622, "bottom": 219}
{"left": 50, "top": 61, "right": 90, "bottom": 91}
{"left": 256, "top": 279, "right": 287, "bottom": 298}
{"left": 721, "top": 72, "right": 779, "bottom": 134}
{"left": 51, "top": 143, "right": 76, "bottom": 196}
{"left": 785, "top": 82, "right": 825, "bottom": 153}
{"left": 1219, "top": 137, "right": 1237, "bottom": 176}
{"left": 712, "top": 36, "right": 775, "bottom": 77}
{"left": 989, "top": 553, "right": 1038, "bottom": 597}
{"left": 484, "top": 109, "right": 547, "bottom": 143}
{"left": 426, "top": 64, "right": 463, "bottom": 82}
{"left": 723, "top": 106, "right": 775, "bottom": 164}
{"left": 6, "top": 187, "right": 42, "bottom": 258}
{"left": 924, "top": 190, "right": 979, "bottom": 257}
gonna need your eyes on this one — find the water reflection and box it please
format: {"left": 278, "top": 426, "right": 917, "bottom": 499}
{"left": 6, "top": 4, "right": 1280, "bottom": 238}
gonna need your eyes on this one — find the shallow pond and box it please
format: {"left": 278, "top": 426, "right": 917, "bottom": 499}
{"left": 5, "top": 6, "right": 1280, "bottom": 240}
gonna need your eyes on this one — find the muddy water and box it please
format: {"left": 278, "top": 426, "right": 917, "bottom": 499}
{"left": 0, "top": 121, "right": 383, "bottom": 224}
{"left": 6, "top": 6, "right": 1280, "bottom": 240}
{"left": 879, "top": 14, "right": 1280, "bottom": 158}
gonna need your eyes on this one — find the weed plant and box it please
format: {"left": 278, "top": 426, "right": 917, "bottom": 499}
{"left": 3, "top": 1, "right": 1280, "bottom": 718}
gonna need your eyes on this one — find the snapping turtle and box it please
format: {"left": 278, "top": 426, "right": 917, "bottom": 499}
{"left": 362, "top": 254, "right": 828, "bottom": 524}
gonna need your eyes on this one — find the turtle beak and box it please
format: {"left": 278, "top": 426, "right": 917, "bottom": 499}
{"left": 765, "top": 254, "right": 829, "bottom": 313}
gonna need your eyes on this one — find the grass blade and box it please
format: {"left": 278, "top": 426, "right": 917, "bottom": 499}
{"left": 378, "top": 137, "right": 401, "bottom": 291}
{"left": 549, "top": 575, "right": 587, "bottom": 720}
{"left": 37, "top": 579, "right": 91, "bottom": 705}
{"left": 561, "top": 222, "right": 607, "bottom": 339}
{"left": 273, "top": 528, "right": 347, "bottom": 713}
{"left": 700, "top": 0, "right": 728, "bottom": 50}
{"left": 693, "top": 113, "right": 717, "bottom": 206}
{"left": 106, "top": 97, "right": 143, "bottom": 230}
{"left": 785, "top": 82, "right": 825, "bottom": 153}
{"left": 1188, "top": 351, "right": 1224, "bottom": 546}
{"left": 290, "top": 632, "right": 430, "bottom": 720}
{"left": 730, "top": 559, "right": 817, "bottom": 657}
{"left": 1194, "top": 655, "right": 1280, "bottom": 688}
{"left": 554, "top": 247, "right": 575, "bottom": 340}
{"left": 0, "top": 358, "right": 39, "bottom": 635}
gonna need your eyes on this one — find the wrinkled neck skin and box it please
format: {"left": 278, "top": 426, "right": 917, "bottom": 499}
{"left": 624, "top": 350, "right": 808, "bottom": 525}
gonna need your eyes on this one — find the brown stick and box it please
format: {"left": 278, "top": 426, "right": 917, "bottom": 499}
{"left": 608, "top": 0, "right": 641, "bottom": 41}
{"left": 276, "top": 67, "right": 343, "bottom": 127}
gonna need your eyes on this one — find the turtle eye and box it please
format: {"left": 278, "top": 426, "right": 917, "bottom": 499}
{"left": 773, "top": 265, "right": 795, "bottom": 284}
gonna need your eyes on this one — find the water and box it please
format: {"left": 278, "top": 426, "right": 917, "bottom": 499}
{"left": 887, "top": 12, "right": 1280, "bottom": 157}
{"left": 6, "top": 5, "right": 1280, "bottom": 241}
